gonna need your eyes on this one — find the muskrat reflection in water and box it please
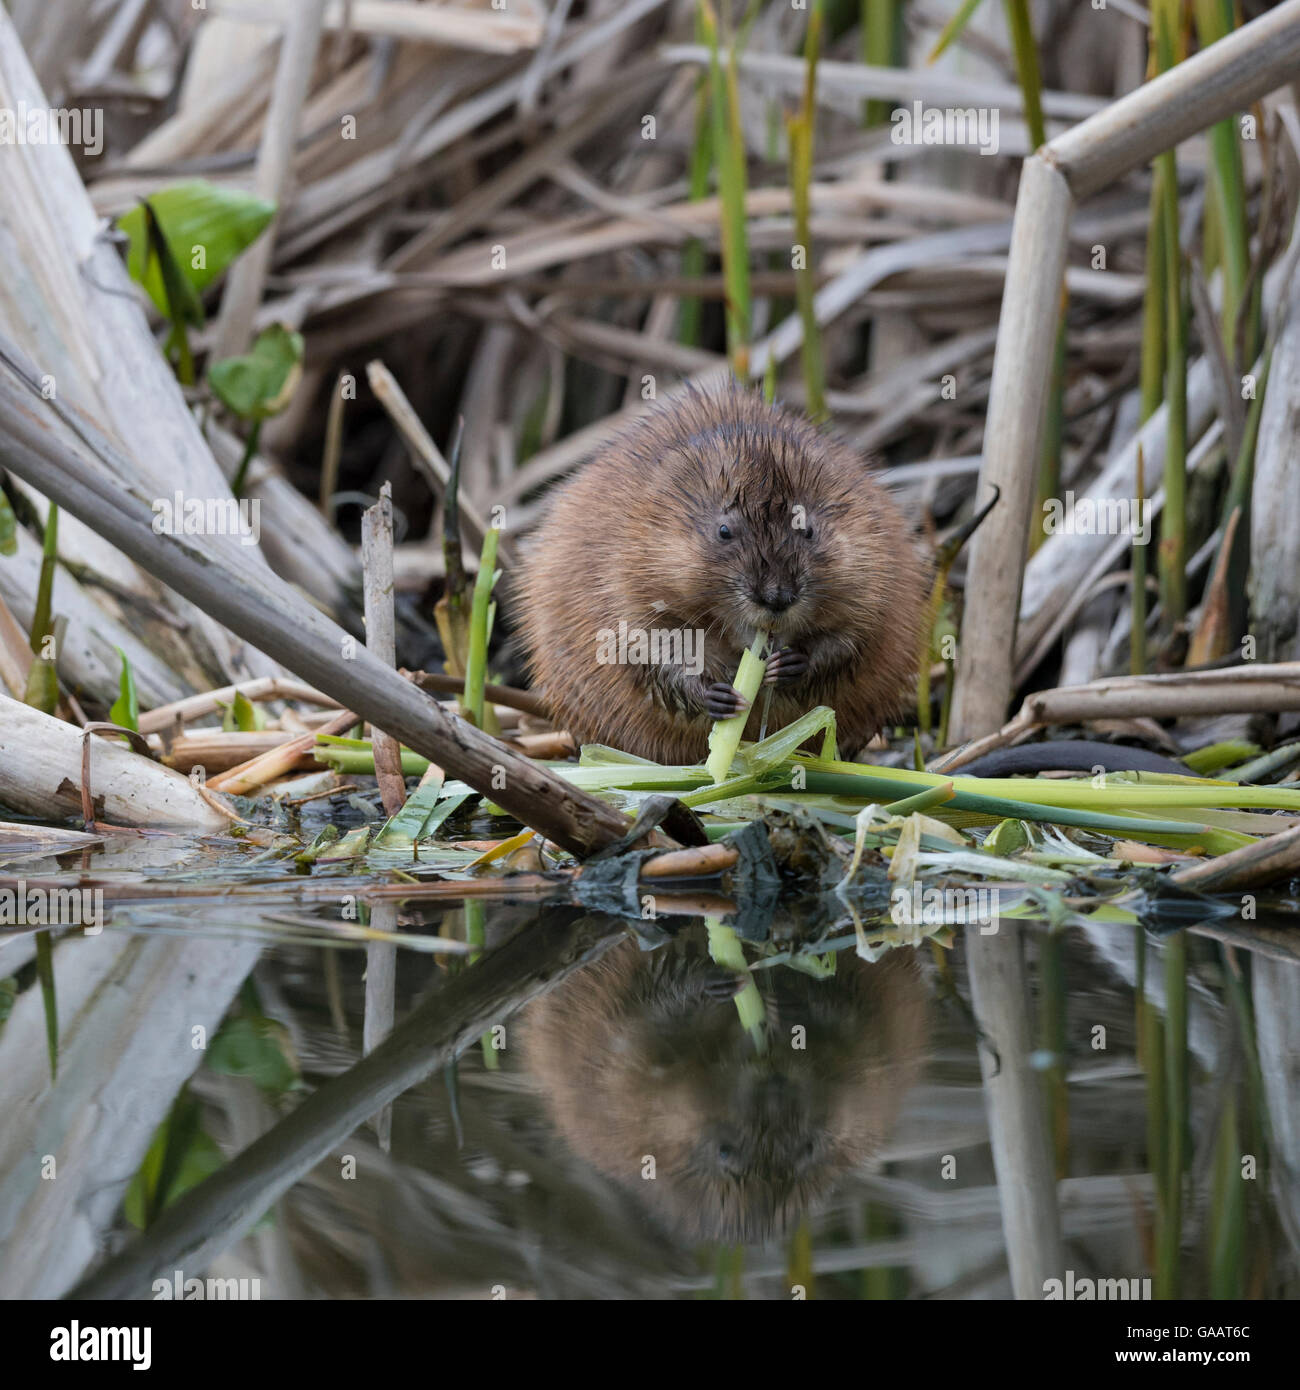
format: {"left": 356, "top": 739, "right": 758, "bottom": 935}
{"left": 523, "top": 930, "right": 929, "bottom": 1244}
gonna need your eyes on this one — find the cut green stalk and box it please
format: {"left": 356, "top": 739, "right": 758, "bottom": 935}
{"left": 801, "top": 756, "right": 1300, "bottom": 812}
{"left": 1225, "top": 739, "right": 1300, "bottom": 784}
{"left": 461, "top": 527, "right": 501, "bottom": 730}
{"left": 1181, "top": 739, "right": 1259, "bottom": 775}
{"left": 702, "top": 776, "right": 1253, "bottom": 852}
{"left": 315, "top": 743, "right": 432, "bottom": 777}
{"left": 705, "top": 628, "right": 769, "bottom": 783}
{"left": 550, "top": 753, "right": 1300, "bottom": 826}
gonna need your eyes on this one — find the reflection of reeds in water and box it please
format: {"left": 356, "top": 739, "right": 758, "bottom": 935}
{"left": 120, "top": 923, "right": 1292, "bottom": 1300}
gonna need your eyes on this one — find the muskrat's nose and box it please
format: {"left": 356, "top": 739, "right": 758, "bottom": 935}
{"left": 758, "top": 583, "right": 797, "bottom": 613}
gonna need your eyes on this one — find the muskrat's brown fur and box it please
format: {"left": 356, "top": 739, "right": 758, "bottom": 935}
{"left": 523, "top": 935, "right": 929, "bottom": 1244}
{"left": 516, "top": 386, "right": 929, "bottom": 762}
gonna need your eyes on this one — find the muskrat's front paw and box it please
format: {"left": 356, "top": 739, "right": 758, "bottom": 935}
{"left": 764, "top": 647, "right": 809, "bottom": 684}
{"left": 702, "top": 681, "right": 749, "bottom": 719}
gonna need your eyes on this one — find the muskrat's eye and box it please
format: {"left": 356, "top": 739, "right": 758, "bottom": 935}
{"left": 717, "top": 523, "right": 732, "bottom": 540}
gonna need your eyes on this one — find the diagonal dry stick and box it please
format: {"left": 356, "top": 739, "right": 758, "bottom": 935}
{"left": 0, "top": 336, "right": 630, "bottom": 858}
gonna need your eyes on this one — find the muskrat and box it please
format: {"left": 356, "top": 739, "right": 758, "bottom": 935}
{"left": 523, "top": 932, "right": 929, "bottom": 1244}
{"left": 516, "top": 386, "right": 930, "bottom": 763}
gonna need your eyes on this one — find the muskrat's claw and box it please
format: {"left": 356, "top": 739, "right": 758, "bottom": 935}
{"left": 764, "top": 647, "right": 809, "bottom": 684}
{"left": 703, "top": 681, "right": 748, "bottom": 719}
{"left": 700, "top": 968, "right": 748, "bottom": 1001}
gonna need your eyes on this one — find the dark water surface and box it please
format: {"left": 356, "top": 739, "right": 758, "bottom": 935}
{"left": 1, "top": 825, "right": 1297, "bottom": 1301}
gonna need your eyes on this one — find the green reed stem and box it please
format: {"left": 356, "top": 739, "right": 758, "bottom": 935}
{"left": 701, "top": 0, "right": 752, "bottom": 377}
{"left": 789, "top": 2, "right": 825, "bottom": 419}
{"left": 1153, "top": 0, "right": 1188, "bottom": 631}
{"left": 861, "top": 0, "right": 904, "bottom": 127}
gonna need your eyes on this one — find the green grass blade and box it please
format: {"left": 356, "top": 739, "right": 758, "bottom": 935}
{"left": 926, "top": 0, "right": 988, "bottom": 63}
{"left": 462, "top": 528, "right": 501, "bottom": 730}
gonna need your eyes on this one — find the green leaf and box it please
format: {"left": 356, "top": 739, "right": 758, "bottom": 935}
{"left": 0, "top": 485, "right": 16, "bottom": 556}
{"left": 123, "top": 1092, "right": 224, "bottom": 1230}
{"left": 230, "top": 689, "right": 266, "bottom": 732}
{"left": 22, "top": 657, "right": 59, "bottom": 714}
{"left": 373, "top": 788, "right": 471, "bottom": 852}
{"left": 108, "top": 646, "right": 139, "bottom": 732}
{"left": 784, "top": 950, "right": 836, "bottom": 980}
{"left": 374, "top": 776, "right": 446, "bottom": 846}
{"left": 294, "top": 824, "right": 340, "bottom": 866}
{"left": 29, "top": 503, "right": 57, "bottom": 653}
{"left": 738, "top": 704, "right": 837, "bottom": 777}
{"left": 461, "top": 529, "right": 500, "bottom": 729}
{"left": 206, "top": 1013, "right": 299, "bottom": 1093}
{"left": 208, "top": 323, "right": 305, "bottom": 423}
{"left": 983, "top": 817, "right": 1031, "bottom": 856}
{"left": 116, "top": 180, "right": 276, "bottom": 318}
{"left": 142, "top": 199, "right": 205, "bottom": 329}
